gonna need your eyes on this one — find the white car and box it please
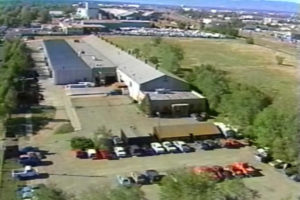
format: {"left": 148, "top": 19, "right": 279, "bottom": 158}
{"left": 162, "top": 141, "right": 177, "bottom": 153}
{"left": 116, "top": 175, "right": 133, "bottom": 187}
{"left": 172, "top": 141, "right": 193, "bottom": 153}
{"left": 78, "top": 82, "right": 95, "bottom": 87}
{"left": 114, "top": 147, "right": 127, "bottom": 158}
{"left": 151, "top": 142, "right": 165, "bottom": 154}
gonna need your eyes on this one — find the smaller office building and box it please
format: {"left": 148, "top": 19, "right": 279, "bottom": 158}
{"left": 154, "top": 123, "right": 222, "bottom": 142}
{"left": 143, "top": 90, "right": 206, "bottom": 117}
{"left": 43, "top": 40, "right": 93, "bottom": 85}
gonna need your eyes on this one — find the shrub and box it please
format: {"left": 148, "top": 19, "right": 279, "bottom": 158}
{"left": 55, "top": 123, "right": 74, "bottom": 134}
{"left": 70, "top": 137, "right": 94, "bottom": 150}
{"left": 246, "top": 37, "right": 254, "bottom": 44}
{"left": 276, "top": 55, "right": 285, "bottom": 65}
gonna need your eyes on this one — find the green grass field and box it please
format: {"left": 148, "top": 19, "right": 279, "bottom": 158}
{"left": 104, "top": 36, "right": 298, "bottom": 106}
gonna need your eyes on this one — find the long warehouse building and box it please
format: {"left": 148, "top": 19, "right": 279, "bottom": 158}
{"left": 43, "top": 40, "right": 93, "bottom": 85}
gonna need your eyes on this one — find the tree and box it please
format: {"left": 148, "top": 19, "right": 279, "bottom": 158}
{"left": 132, "top": 48, "right": 141, "bottom": 57}
{"left": 188, "top": 65, "right": 229, "bottom": 111}
{"left": 70, "top": 137, "right": 94, "bottom": 150}
{"left": 93, "top": 126, "right": 112, "bottom": 150}
{"left": 218, "top": 85, "right": 270, "bottom": 128}
{"left": 38, "top": 9, "right": 51, "bottom": 23}
{"left": 276, "top": 55, "right": 285, "bottom": 65}
{"left": 152, "top": 37, "right": 162, "bottom": 46}
{"left": 250, "top": 106, "right": 299, "bottom": 162}
{"left": 246, "top": 37, "right": 254, "bottom": 44}
{"left": 149, "top": 56, "right": 159, "bottom": 65}
{"left": 160, "top": 170, "right": 257, "bottom": 200}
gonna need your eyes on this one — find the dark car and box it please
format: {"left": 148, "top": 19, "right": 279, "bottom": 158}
{"left": 144, "top": 170, "right": 162, "bottom": 183}
{"left": 129, "top": 145, "right": 144, "bottom": 157}
{"left": 19, "top": 157, "right": 41, "bottom": 166}
{"left": 141, "top": 145, "right": 156, "bottom": 156}
{"left": 131, "top": 172, "right": 149, "bottom": 185}
{"left": 19, "top": 146, "right": 39, "bottom": 155}
{"left": 76, "top": 150, "right": 88, "bottom": 159}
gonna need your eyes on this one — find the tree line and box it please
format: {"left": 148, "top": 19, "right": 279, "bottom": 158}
{"left": 0, "top": 39, "right": 34, "bottom": 123}
{"left": 186, "top": 64, "right": 299, "bottom": 162}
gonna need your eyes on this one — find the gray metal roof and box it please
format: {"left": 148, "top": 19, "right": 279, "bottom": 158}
{"left": 43, "top": 40, "right": 90, "bottom": 71}
{"left": 66, "top": 39, "right": 116, "bottom": 69}
{"left": 146, "top": 91, "right": 205, "bottom": 101}
{"left": 83, "top": 35, "right": 165, "bottom": 84}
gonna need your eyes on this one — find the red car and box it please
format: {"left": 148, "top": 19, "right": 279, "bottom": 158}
{"left": 95, "top": 150, "right": 112, "bottom": 160}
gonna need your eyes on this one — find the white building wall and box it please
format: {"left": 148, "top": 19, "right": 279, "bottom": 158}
{"left": 116, "top": 69, "right": 143, "bottom": 101}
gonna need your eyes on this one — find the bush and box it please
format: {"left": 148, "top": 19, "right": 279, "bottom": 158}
{"left": 276, "top": 55, "right": 285, "bottom": 65}
{"left": 70, "top": 137, "right": 94, "bottom": 150}
{"left": 246, "top": 37, "right": 254, "bottom": 44}
{"left": 55, "top": 123, "right": 74, "bottom": 134}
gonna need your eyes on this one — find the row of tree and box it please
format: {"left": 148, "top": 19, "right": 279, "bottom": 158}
{"left": 186, "top": 64, "right": 299, "bottom": 162}
{"left": 0, "top": 5, "right": 52, "bottom": 27}
{"left": 0, "top": 39, "right": 33, "bottom": 122}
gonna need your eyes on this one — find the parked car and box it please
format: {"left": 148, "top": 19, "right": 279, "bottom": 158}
{"left": 290, "top": 174, "right": 300, "bottom": 182}
{"left": 12, "top": 166, "right": 39, "bottom": 180}
{"left": 269, "top": 159, "right": 286, "bottom": 169}
{"left": 172, "top": 141, "right": 193, "bottom": 153}
{"left": 19, "top": 146, "right": 39, "bottom": 155}
{"left": 114, "top": 146, "right": 127, "bottom": 158}
{"left": 130, "top": 172, "right": 149, "bottom": 185}
{"left": 219, "top": 139, "right": 244, "bottom": 149}
{"left": 97, "top": 150, "right": 113, "bottom": 160}
{"left": 255, "top": 148, "right": 271, "bottom": 163}
{"left": 87, "top": 149, "right": 97, "bottom": 158}
{"left": 162, "top": 141, "right": 178, "bottom": 153}
{"left": 129, "top": 145, "right": 144, "bottom": 157}
{"left": 112, "top": 136, "right": 124, "bottom": 146}
{"left": 75, "top": 150, "right": 88, "bottom": 159}
{"left": 151, "top": 142, "right": 165, "bottom": 154}
{"left": 141, "top": 145, "right": 156, "bottom": 156}
{"left": 143, "top": 170, "right": 162, "bottom": 183}
{"left": 116, "top": 175, "right": 134, "bottom": 187}
{"left": 19, "top": 156, "right": 41, "bottom": 167}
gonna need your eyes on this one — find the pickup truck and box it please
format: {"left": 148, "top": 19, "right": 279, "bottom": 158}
{"left": 12, "top": 166, "right": 39, "bottom": 180}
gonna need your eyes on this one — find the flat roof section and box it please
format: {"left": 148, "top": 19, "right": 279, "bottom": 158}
{"left": 66, "top": 39, "right": 116, "bottom": 69}
{"left": 146, "top": 91, "right": 205, "bottom": 101}
{"left": 83, "top": 35, "right": 165, "bottom": 84}
{"left": 154, "top": 122, "right": 221, "bottom": 140}
{"left": 43, "top": 40, "right": 90, "bottom": 71}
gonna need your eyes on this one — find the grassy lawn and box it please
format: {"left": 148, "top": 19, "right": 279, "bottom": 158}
{"left": 0, "top": 159, "right": 24, "bottom": 200}
{"left": 104, "top": 36, "right": 298, "bottom": 105}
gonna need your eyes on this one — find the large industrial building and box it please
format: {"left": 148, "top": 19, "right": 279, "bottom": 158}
{"left": 43, "top": 35, "right": 207, "bottom": 116}
{"left": 43, "top": 40, "right": 93, "bottom": 85}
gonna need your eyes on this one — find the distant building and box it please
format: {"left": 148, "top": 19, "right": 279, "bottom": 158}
{"left": 76, "top": 2, "right": 99, "bottom": 19}
{"left": 49, "top": 11, "right": 65, "bottom": 17}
